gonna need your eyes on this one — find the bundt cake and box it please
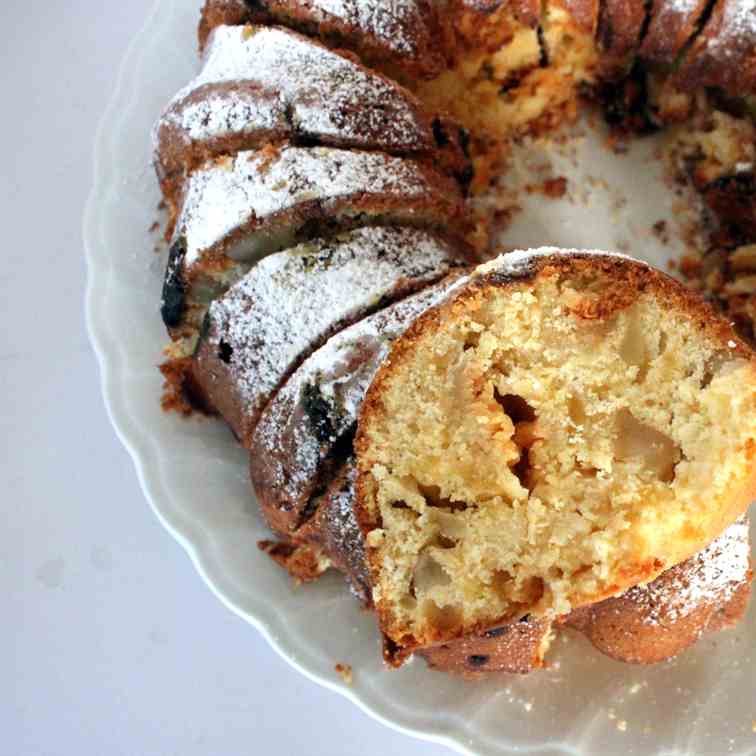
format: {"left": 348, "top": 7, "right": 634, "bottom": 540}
{"left": 355, "top": 250, "right": 756, "bottom": 658}
{"left": 155, "top": 24, "right": 470, "bottom": 218}
{"left": 150, "top": 0, "right": 756, "bottom": 677}
{"left": 198, "top": 0, "right": 447, "bottom": 79}
{"left": 190, "top": 227, "right": 469, "bottom": 442}
{"left": 250, "top": 274, "right": 465, "bottom": 536}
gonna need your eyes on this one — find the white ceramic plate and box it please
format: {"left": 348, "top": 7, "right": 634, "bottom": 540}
{"left": 84, "top": 1, "right": 756, "bottom": 753}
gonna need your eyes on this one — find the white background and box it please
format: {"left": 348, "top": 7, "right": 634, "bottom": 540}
{"left": 2, "top": 3, "right": 445, "bottom": 754}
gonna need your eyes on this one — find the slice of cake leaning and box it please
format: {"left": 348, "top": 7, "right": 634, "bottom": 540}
{"left": 355, "top": 248, "right": 756, "bottom": 662}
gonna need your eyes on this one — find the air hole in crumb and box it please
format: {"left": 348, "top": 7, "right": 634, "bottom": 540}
{"left": 484, "top": 626, "right": 510, "bottom": 638}
{"left": 519, "top": 577, "right": 545, "bottom": 605}
{"left": 614, "top": 409, "right": 680, "bottom": 483}
{"left": 511, "top": 447, "right": 532, "bottom": 490}
{"left": 419, "top": 484, "right": 468, "bottom": 512}
{"left": 218, "top": 340, "right": 233, "bottom": 364}
{"left": 435, "top": 534, "right": 458, "bottom": 549}
{"left": 391, "top": 501, "right": 409, "bottom": 510}
{"left": 495, "top": 391, "right": 537, "bottom": 424}
{"left": 495, "top": 392, "right": 538, "bottom": 491}
{"left": 463, "top": 331, "right": 481, "bottom": 351}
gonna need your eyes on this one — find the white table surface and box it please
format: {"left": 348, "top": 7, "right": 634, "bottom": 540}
{"left": 3, "top": 3, "right": 446, "bottom": 754}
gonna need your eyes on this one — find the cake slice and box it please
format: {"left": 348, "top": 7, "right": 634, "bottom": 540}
{"left": 639, "top": 0, "right": 713, "bottom": 68}
{"left": 250, "top": 275, "right": 466, "bottom": 538}
{"left": 355, "top": 248, "right": 756, "bottom": 660}
{"left": 154, "top": 25, "right": 471, "bottom": 214}
{"left": 261, "top": 451, "right": 752, "bottom": 672}
{"left": 565, "top": 517, "right": 752, "bottom": 664}
{"left": 595, "top": 0, "right": 648, "bottom": 78}
{"left": 197, "top": 0, "right": 447, "bottom": 79}
{"left": 162, "top": 145, "right": 467, "bottom": 334}
{"left": 190, "top": 227, "right": 469, "bottom": 443}
{"left": 673, "top": 0, "right": 756, "bottom": 95}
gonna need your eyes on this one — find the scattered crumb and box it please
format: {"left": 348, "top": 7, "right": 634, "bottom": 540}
{"left": 541, "top": 176, "right": 568, "bottom": 198}
{"left": 335, "top": 663, "right": 353, "bottom": 685}
{"left": 652, "top": 219, "right": 669, "bottom": 245}
{"left": 607, "top": 708, "right": 616, "bottom": 721}
{"left": 751, "top": 720, "right": 756, "bottom": 733}
{"left": 523, "top": 701, "right": 533, "bottom": 712}
{"left": 159, "top": 357, "right": 196, "bottom": 416}
{"left": 149, "top": 220, "right": 161, "bottom": 234}
{"left": 628, "top": 682, "right": 644, "bottom": 695}
{"left": 679, "top": 255, "right": 702, "bottom": 278}
{"left": 157, "top": 199, "right": 167, "bottom": 211}
{"left": 617, "top": 720, "right": 627, "bottom": 732}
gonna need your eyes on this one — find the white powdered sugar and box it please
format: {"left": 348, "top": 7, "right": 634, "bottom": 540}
{"left": 626, "top": 518, "right": 752, "bottom": 626}
{"left": 175, "top": 91, "right": 284, "bottom": 141}
{"left": 295, "top": 0, "right": 427, "bottom": 56}
{"left": 321, "top": 462, "right": 371, "bottom": 600}
{"left": 159, "top": 25, "right": 429, "bottom": 152}
{"left": 252, "top": 276, "right": 462, "bottom": 512}
{"left": 177, "top": 145, "right": 446, "bottom": 266}
{"left": 707, "top": 0, "right": 756, "bottom": 56}
{"left": 204, "top": 227, "right": 462, "bottom": 429}
{"left": 657, "top": 0, "right": 700, "bottom": 15}
{"left": 474, "top": 246, "right": 645, "bottom": 279}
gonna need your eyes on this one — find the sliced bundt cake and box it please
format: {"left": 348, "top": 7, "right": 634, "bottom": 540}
{"left": 190, "top": 227, "right": 470, "bottom": 442}
{"left": 250, "top": 274, "right": 466, "bottom": 537}
{"left": 154, "top": 24, "right": 470, "bottom": 215}
{"left": 565, "top": 517, "right": 753, "bottom": 664}
{"left": 198, "top": 0, "right": 447, "bottom": 78}
{"left": 163, "top": 146, "right": 467, "bottom": 335}
{"left": 355, "top": 249, "right": 756, "bottom": 659}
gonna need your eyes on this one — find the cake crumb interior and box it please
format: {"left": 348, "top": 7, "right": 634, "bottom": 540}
{"left": 365, "top": 268, "right": 755, "bottom": 637}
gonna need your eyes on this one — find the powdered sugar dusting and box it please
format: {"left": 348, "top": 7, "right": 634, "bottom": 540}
{"left": 252, "top": 276, "right": 463, "bottom": 515}
{"left": 625, "top": 518, "right": 751, "bottom": 626}
{"left": 300, "top": 0, "right": 428, "bottom": 56}
{"left": 322, "top": 462, "right": 371, "bottom": 600}
{"left": 158, "top": 25, "right": 430, "bottom": 154}
{"left": 475, "top": 246, "right": 646, "bottom": 279}
{"left": 175, "top": 91, "right": 284, "bottom": 141}
{"left": 708, "top": 0, "right": 756, "bottom": 57}
{"left": 203, "top": 227, "right": 463, "bottom": 434}
{"left": 177, "top": 145, "right": 446, "bottom": 266}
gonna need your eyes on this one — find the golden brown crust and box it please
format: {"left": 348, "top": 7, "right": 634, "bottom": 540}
{"left": 418, "top": 617, "right": 552, "bottom": 676}
{"left": 564, "top": 523, "right": 753, "bottom": 664}
{"left": 356, "top": 251, "right": 756, "bottom": 656}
